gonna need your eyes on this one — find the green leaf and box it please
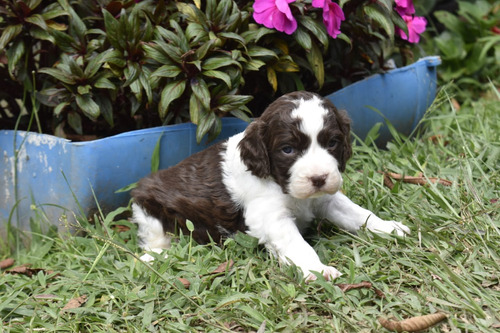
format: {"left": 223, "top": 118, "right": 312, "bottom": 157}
{"left": 364, "top": 4, "right": 394, "bottom": 41}
{"left": 142, "top": 44, "right": 173, "bottom": 64}
{"left": 155, "top": 40, "right": 183, "bottom": 63}
{"left": 336, "top": 32, "right": 352, "bottom": 47}
{"left": 298, "top": 16, "right": 329, "bottom": 48}
{"left": 217, "top": 95, "right": 253, "bottom": 108}
{"left": 6, "top": 39, "right": 25, "bottom": 79}
{"left": 38, "top": 67, "right": 77, "bottom": 85}
{"left": 29, "top": 27, "right": 54, "bottom": 43}
{"left": 139, "top": 70, "right": 153, "bottom": 105}
{"left": 54, "top": 102, "right": 69, "bottom": 117}
{"left": 433, "top": 11, "right": 464, "bottom": 35}
{"left": 155, "top": 25, "right": 182, "bottom": 47}
{"left": 169, "top": 19, "right": 189, "bottom": 52}
{"left": 185, "top": 22, "right": 208, "bottom": 43}
{"left": 203, "top": 56, "right": 241, "bottom": 70}
{"left": 186, "top": 220, "right": 195, "bottom": 233}
{"left": 95, "top": 95, "right": 114, "bottom": 127}
{"left": 151, "top": 133, "right": 163, "bottom": 173}
{"left": 176, "top": 2, "right": 206, "bottom": 28}
{"left": 51, "top": 29, "right": 77, "bottom": 53}
{"left": 190, "top": 77, "right": 210, "bottom": 110}
{"left": 84, "top": 49, "right": 114, "bottom": 79}
{"left": 196, "top": 111, "right": 217, "bottom": 143}
{"left": 115, "top": 182, "right": 137, "bottom": 193}
{"left": 123, "top": 63, "right": 141, "bottom": 88}
{"left": 294, "top": 27, "right": 312, "bottom": 51}
{"left": 0, "top": 24, "right": 23, "bottom": 50}
{"left": 94, "top": 77, "right": 115, "bottom": 90}
{"left": 230, "top": 109, "right": 252, "bottom": 123}
{"left": 306, "top": 42, "right": 324, "bottom": 88}
{"left": 274, "top": 55, "right": 300, "bottom": 72}
{"left": 77, "top": 85, "right": 91, "bottom": 95}
{"left": 75, "top": 94, "right": 100, "bottom": 120}
{"left": 25, "top": 14, "right": 48, "bottom": 30}
{"left": 159, "top": 80, "right": 186, "bottom": 119}
{"left": 234, "top": 231, "right": 259, "bottom": 249}
{"left": 247, "top": 46, "right": 278, "bottom": 59}
{"left": 195, "top": 39, "right": 216, "bottom": 61}
{"left": 218, "top": 32, "right": 246, "bottom": 46}
{"left": 67, "top": 111, "right": 83, "bottom": 135}
{"left": 241, "top": 27, "right": 274, "bottom": 44}
{"left": 267, "top": 67, "right": 278, "bottom": 91}
{"left": 41, "top": 8, "right": 68, "bottom": 21}
{"left": 245, "top": 58, "right": 266, "bottom": 71}
{"left": 202, "top": 70, "right": 232, "bottom": 88}
{"left": 152, "top": 65, "right": 182, "bottom": 78}
{"left": 391, "top": 11, "right": 408, "bottom": 35}
{"left": 434, "top": 31, "right": 466, "bottom": 60}
{"left": 189, "top": 94, "right": 202, "bottom": 125}
{"left": 102, "top": 9, "right": 121, "bottom": 50}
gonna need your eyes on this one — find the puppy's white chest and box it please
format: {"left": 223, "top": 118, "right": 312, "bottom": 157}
{"left": 287, "top": 198, "right": 317, "bottom": 233}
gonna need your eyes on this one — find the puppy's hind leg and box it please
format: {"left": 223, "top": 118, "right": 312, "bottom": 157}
{"left": 132, "top": 203, "right": 171, "bottom": 262}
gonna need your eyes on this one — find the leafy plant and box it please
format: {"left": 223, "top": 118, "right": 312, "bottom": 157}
{"left": 1, "top": 0, "right": 428, "bottom": 140}
{"left": 430, "top": 0, "right": 500, "bottom": 92}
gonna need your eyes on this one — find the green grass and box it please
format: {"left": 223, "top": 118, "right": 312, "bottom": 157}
{"left": 1, "top": 86, "right": 499, "bottom": 332}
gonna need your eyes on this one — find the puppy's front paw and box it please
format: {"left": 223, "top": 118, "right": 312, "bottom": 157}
{"left": 139, "top": 248, "right": 168, "bottom": 262}
{"left": 304, "top": 265, "right": 342, "bottom": 282}
{"left": 367, "top": 218, "right": 410, "bottom": 236}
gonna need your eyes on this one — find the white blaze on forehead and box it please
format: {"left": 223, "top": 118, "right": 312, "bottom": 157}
{"left": 290, "top": 96, "right": 328, "bottom": 138}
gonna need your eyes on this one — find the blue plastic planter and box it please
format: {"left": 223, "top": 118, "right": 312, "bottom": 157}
{"left": 326, "top": 56, "right": 441, "bottom": 144}
{"left": 1, "top": 56, "right": 440, "bottom": 231}
{"left": 1, "top": 119, "right": 248, "bottom": 232}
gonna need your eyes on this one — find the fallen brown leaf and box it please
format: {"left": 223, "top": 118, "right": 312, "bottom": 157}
{"left": 6, "top": 264, "right": 57, "bottom": 278}
{"left": 208, "top": 260, "right": 234, "bottom": 275}
{"left": 0, "top": 258, "right": 15, "bottom": 270}
{"left": 451, "top": 98, "right": 461, "bottom": 111}
{"left": 60, "top": 295, "right": 88, "bottom": 313}
{"left": 383, "top": 172, "right": 452, "bottom": 187}
{"left": 177, "top": 277, "right": 191, "bottom": 288}
{"left": 112, "top": 224, "right": 130, "bottom": 232}
{"left": 383, "top": 173, "right": 395, "bottom": 190}
{"left": 378, "top": 312, "right": 447, "bottom": 332}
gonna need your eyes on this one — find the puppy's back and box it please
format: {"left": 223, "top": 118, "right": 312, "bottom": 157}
{"left": 131, "top": 141, "right": 246, "bottom": 244}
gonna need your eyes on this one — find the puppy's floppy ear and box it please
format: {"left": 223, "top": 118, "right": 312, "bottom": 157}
{"left": 336, "top": 108, "right": 352, "bottom": 172}
{"left": 238, "top": 120, "right": 271, "bottom": 178}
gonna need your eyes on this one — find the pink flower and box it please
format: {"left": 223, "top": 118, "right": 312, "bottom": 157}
{"left": 253, "top": 0, "right": 298, "bottom": 35}
{"left": 396, "top": 15, "right": 427, "bottom": 43}
{"left": 394, "top": 0, "right": 415, "bottom": 16}
{"left": 312, "top": 0, "right": 345, "bottom": 38}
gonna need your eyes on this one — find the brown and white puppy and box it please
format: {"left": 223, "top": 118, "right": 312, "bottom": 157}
{"left": 131, "top": 91, "right": 409, "bottom": 281}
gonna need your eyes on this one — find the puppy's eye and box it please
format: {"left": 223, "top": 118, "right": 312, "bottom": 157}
{"left": 282, "top": 146, "right": 294, "bottom": 154}
{"left": 328, "top": 138, "right": 340, "bottom": 149}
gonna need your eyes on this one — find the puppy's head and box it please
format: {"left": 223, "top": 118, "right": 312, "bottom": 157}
{"left": 238, "top": 91, "right": 352, "bottom": 199}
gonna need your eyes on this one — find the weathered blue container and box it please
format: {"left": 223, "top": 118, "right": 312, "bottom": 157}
{"left": 326, "top": 56, "right": 441, "bottom": 144}
{"left": 0, "top": 56, "right": 440, "bottom": 231}
{"left": 1, "top": 119, "right": 248, "bottom": 232}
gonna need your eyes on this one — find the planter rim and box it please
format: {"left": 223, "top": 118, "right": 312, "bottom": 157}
{"left": 339, "top": 55, "right": 441, "bottom": 89}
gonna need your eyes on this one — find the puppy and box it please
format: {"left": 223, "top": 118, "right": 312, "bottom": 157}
{"left": 131, "top": 91, "right": 409, "bottom": 281}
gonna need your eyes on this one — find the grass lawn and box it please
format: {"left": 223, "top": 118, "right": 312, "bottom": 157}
{"left": 1, "top": 85, "right": 499, "bottom": 332}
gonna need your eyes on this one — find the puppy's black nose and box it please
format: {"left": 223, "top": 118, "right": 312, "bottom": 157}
{"left": 310, "top": 174, "right": 327, "bottom": 188}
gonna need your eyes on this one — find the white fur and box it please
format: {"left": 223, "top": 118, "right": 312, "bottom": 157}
{"left": 132, "top": 203, "right": 170, "bottom": 262}
{"left": 288, "top": 97, "right": 343, "bottom": 199}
